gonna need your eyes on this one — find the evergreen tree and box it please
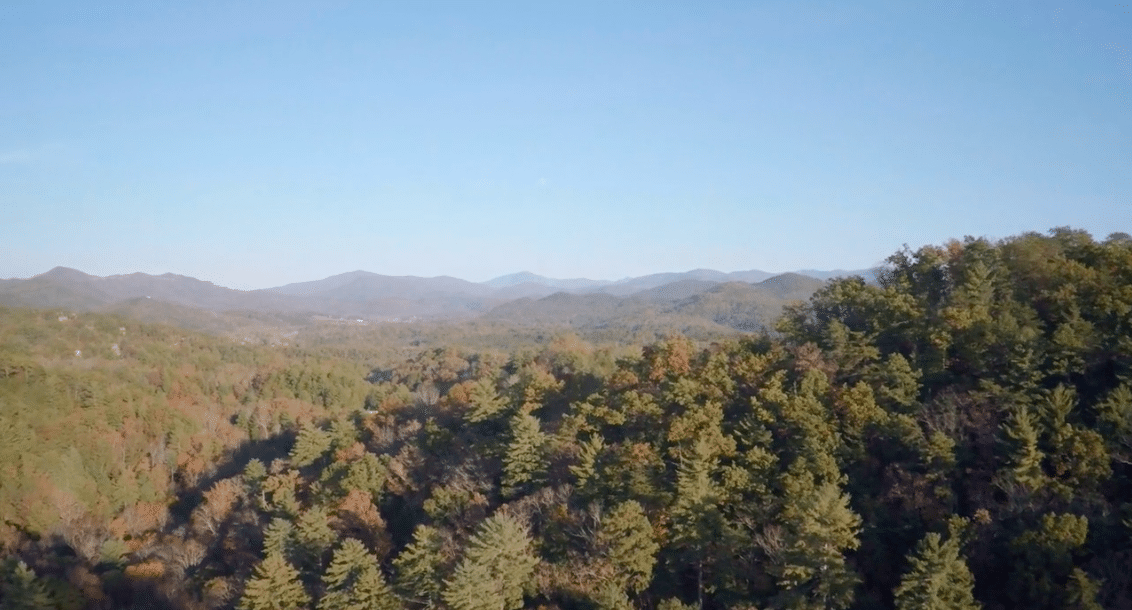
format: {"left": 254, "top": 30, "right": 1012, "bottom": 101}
{"left": 440, "top": 557, "right": 497, "bottom": 610}
{"left": 394, "top": 525, "right": 447, "bottom": 609}
{"left": 0, "top": 559, "right": 54, "bottom": 610}
{"left": 329, "top": 417, "right": 359, "bottom": 453}
{"left": 238, "top": 552, "right": 311, "bottom": 610}
{"left": 263, "top": 517, "right": 297, "bottom": 559}
{"left": 501, "top": 413, "right": 547, "bottom": 498}
{"left": 569, "top": 434, "right": 605, "bottom": 496}
{"left": 465, "top": 378, "right": 509, "bottom": 423}
{"left": 320, "top": 538, "right": 401, "bottom": 610}
{"left": 769, "top": 467, "right": 861, "bottom": 610}
{"left": 245, "top": 458, "right": 269, "bottom": 503}
{"left": 265, "top": 470, "right": 303, "bottom": 518}
{"left": 893, "top": 532, "right": 980, "bottom": 610}
{"left": 291, "top": 423, "right": 333, "bottom": 469}
{"left": 442, "top": 513, "right": 539, "bottom": 610}
{"left": 870, "top": 352, "right": 922, "bottom": 413}
{"left": 1096, "top": 383, "right": 1132, "bottom": 464}
{"left": 656, "top": 597, "right": 698, "bottom": 610}
{"left": 1008, "top": 513, "right": 1090, "bottom": 610}
{"left": 1064, "top": 568, "right": 1103, "bottom": 610}
{"left": 596, "top": 500, "right": 658, "bottom": 595}
{"left": 669, "top": 437, "right": 725, "bottom": 610}
{"left": 345, "top": 453, "right": 388, "bottom": 498}
{"left": 1001, "top": 404, "right": 1045, "bottom": 491}
{"left": 296, "top": 505, "right": 337, "bottom": 574}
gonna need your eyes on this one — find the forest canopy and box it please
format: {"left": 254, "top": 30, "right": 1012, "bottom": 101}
{"left": 2, "top": 227, "right": 1132, "bottom": 610}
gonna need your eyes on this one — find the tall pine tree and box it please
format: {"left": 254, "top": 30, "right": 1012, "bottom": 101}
{"left": 238, "top": 552, "right": 311, "bottom": 610}
{"left": 394, "top": 524, "right": 447, "bottom": 610}
{"left": 893, "top": 531, "right": 980, "bottom": 610}
{"left": 319, "top": 538, "right": 401, "bottom": 610}
{"left": 501, "top": 414, "right": 547, "bottom": 498}
{"left": 442, "top": 513, "right": 539, "bottom": 610}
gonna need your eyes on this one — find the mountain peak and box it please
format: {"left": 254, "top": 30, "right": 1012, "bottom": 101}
{"left": 483, "top": 271, "right": 548, "bottom": 288}
{"left": 483, "top": 272, "right": 611, "bottom": 290}
{"left": 40, "top": 266, "right": 94, "bottom": 282}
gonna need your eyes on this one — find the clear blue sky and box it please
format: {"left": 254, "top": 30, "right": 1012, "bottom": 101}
{"left": 2, "top": 1, "right": 1129, "bottom": 290}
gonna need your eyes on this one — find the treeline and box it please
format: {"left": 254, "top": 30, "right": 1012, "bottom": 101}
{"left": 1, "top": 227, "right": 1131, "bottom": 610}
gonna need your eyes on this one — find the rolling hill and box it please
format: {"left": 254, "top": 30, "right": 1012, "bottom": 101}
{"left": 0, "top": 266, "right": 851, "bottom": 334}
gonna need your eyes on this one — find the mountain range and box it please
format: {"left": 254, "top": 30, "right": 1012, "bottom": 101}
{"left": 0, "top": 266, "right": 876, "bottom": 334}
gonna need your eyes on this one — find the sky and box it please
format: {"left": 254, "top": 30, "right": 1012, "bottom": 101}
{"left": 1, "top": 1, "right": 1130, "bottom": 290}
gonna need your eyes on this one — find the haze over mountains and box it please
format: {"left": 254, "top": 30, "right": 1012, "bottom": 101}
{"left": 0, "top": 266, "right": 874, "bottom": 335}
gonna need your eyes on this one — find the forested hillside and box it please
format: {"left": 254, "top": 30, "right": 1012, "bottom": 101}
{"left": 3, "top": 228, "right": 1132, "bottom": 610}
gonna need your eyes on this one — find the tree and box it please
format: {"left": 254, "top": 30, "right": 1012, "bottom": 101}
{"left": 442, "top": 513, "right": 539, "bottom": 610}
{"left": 501, "top": 413, "right": 547, "bottom": 498}
{"left": 669, "top": 437, "right": 726, "bottom": 610}
{"left": 296, "top": 506, "right": 337, "bottom": 574}
{"left": 596, "top": 500, "right": 659, "bottom": 595}
{"left": 245, "top": 458, "right": 268, "bottom": 504}
{"left": 262, "top": 517, "right": 296, "bottom": 559}
{"left": 768, "top": 466, "right": 861, "bottom": 610}
{"left": 1001, "top": 404, "right": 1045, "bottom": 492}
{"left": 394, "top": 525, "right": 447, "bottom": 609}
{"left": 0, "top": 559, "right": 54, "bottom": 610}
{"left": 465, "top": 378, "right": 509, "bottom": 423}
{"left": 1008, "top": 513, "right": 1092, "bottom": 610}
{"left": 894, "top": 531, "right": 980, "bottom": 610}
{"left": 1064, "top": 568, "right": 1103, "bottom": 610}
{"left": 291, "top": 424, "right": 333, "bottom": 469}
{"left": 264, "top": 470, "right": 302, "bottom": 518}
{"left": 319, "top": 538, "right": 401, "bottom": 610}
{"left": 238, "top": 552, "right": 311, "bottom": 610}
{"left": 569, "top": 434, "right": 605, "bottom": 497}
{"left": 440, "top": 558, "right": 497, "bottom": 610}
{"left": 328, "top": 417, "right": 359, "bottom": 453}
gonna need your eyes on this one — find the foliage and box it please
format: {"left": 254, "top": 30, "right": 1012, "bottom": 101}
{"left": 442, "top": 513, "right": 539, "bottom": 610}
{"left": 3, "top": 228, "right": 1132, "bottom": 610}
{"left": 238, "top": 552, "right": 310, "bottom": 610}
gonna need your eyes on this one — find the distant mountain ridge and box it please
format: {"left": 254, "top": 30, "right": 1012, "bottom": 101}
{"left": 482, "top": 271, "right": 611, "bottom": 290}
{"left": 0, "top": 265, "right": 875, "bottom": 332}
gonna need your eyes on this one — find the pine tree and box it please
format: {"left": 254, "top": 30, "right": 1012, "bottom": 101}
{"left": 0, "top": 559, "right": 54, "bottom": 610}
{"left": 345, "top": 453, "right": 388, "bottom": 498}
{"left": 329, "top": 417, "right": 359, "bottom": 453}
{"left": 245, "top": 457, "right": 268, "bottom": 481}
{"left": 440, "top": 557, "right": 497, "bottom": 610}
{"left": 394, "top": 525, "right": 447, "bottom": 609}
{"left": 501, "top": 413, "right": 547, "bottom": 498}
{"left": 1008, "top": 513, "right": 1090, "bottom": 610}
{"left": 238, "top": 552, "right": 311, "bottom": 610}
{"left": 1096, "top": 384, "right": 1132, "bottom": 463}
{"left": 320, "top": 538, "right": 401, "bottom": 610}
{"left": 291, "top": 424, "right": 333, "bottom": 468}
{"left": 569, "top": 434, "right": 604, "bottom": 496}
{"left": 769, "top": 466, "right": 861, "bottom": 610}
{"left": 296, "top": 505, "right": 337, "bottom": 574}
{"left": 1064, "top": 568, "right": 1103, "bottom": 610}
{"left": 245, "top": 458, "right": 269, "bottom": 504}
{"left": 656, "top": 598, "right": 698, "bottom": 610}
{"left": 871, "top": 352, "right": 922, "bottom": 413}
{"left": 596, "top": 500, "right": 658, "bottom": 595}
{"left": 265, "top": 470, "right": 303, "bottom": 518}
{"left": 442, "top": 513, "right": 539, "bottom": 610}
{"left": 465, "top": 378, "right": 509, "bottom": 423}
{"left": 669, "top": 437, "right": 725, "bottom": 610}
{"left": 1001, "top": 404, "right": 1045, "bottom": 491}
{"left": 893, "top": 532, "right": 980, "bottom": 610}
{"left": 322, "top": 538, "right": 371, "bottom": 591}
{"left": 263, "top": 517, "right": 296, "bottom": 559}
